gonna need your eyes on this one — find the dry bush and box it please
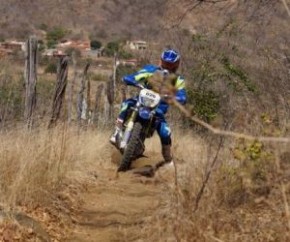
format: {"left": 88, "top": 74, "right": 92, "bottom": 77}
{"left": 0, "top": 59, "right": 58, "bottom": 127}
{"left": 133, "top": 129, "right": 290, "bottom": 241}
{"left": 162, "top": 135, "right": 290, "bottom": 241}
{"left": 0, "top": 59, "right": 24, "bottom": 124}
{"left": 0, "top": 125, "right": 110, "bottom": 208}
{"left": 0, "top": 124, "right": 111, "bottom": 240}
{"left": 163, "top": 1, "right": 290, "bottom": 136}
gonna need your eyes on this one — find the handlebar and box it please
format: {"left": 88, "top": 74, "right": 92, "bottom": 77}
{"left": 135, "top": 83, "right": 145, "bottom": 89}
{"left": 135, "top": 83, "right": 173, "bottom": 100}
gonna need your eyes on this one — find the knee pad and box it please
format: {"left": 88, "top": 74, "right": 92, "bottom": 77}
{"left": 159, "top": 123, "right": 172, "bottom": 145}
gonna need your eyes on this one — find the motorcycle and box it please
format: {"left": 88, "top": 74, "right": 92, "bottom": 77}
{"left": 113, "top": 85, "right": 169, "bottom": 172}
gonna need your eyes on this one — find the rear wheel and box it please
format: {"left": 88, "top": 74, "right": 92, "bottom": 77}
{"left": 118, "top": 122, "right": 145, "bottom": 172}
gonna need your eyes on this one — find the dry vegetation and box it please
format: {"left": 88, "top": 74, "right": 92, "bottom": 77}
{"left": 0, "top": 125, "right": 110, "bottom": 241}
{"left": 0, "top": 0, "right": 290, "bottom": 241}
{"left": 0, "top": 126, "right": 289, "bottom": 241}
{"left": 0, "top": 0, "right": 168, "bottom": 41}
{"left": 163, "top": 1, "right": 290, "bottom": 133}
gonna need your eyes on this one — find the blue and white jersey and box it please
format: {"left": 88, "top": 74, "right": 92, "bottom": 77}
{"left": 122, "top": 64, "right": 187, "bottom": 111}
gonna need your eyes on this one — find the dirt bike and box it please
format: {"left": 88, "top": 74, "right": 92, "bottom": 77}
{"left": 114, "top": 84, "right": 169, "bottom": 172}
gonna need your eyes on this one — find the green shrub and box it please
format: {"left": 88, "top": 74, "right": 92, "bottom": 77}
{"left": 47, "top": 27, "right": 67, "bottom": 42}
{"left": 90, "top": 40, "right": 102, "bottom": 50}
{"left": 46, "top": 26, "right": 69, "bottom": 48}
{"left": 188, "top": 89, "right": 220, "bottom": 123}
{"left": 216, "top": 140, "right": 274, "bottom": 208}
{"left": 104, "top": 41, "right": 120, "bottom": 56}
{"left": 221, "top": 56, "right": 257, "bottom": 92}
{"left": 234, "top": 140, "right": 273, "bottom": 194}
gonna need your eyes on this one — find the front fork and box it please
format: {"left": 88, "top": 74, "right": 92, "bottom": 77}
{"left": 120, "top": 107, "right": 139, "bottom": 149}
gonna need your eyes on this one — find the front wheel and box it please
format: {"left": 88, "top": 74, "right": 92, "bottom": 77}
{"left": 118, "top": 122, "right": 145, "bottom": 172}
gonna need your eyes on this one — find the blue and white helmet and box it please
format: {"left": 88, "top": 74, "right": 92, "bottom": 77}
{"left": 160, "top": 49, "right": 180, "bottom": 72}
{"left": 161, "top": 49, "right": 180, "bottom": 63}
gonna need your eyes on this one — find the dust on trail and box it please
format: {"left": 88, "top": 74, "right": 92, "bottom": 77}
{"left": 68, "top": 148, "right": 178, "bottom": 242}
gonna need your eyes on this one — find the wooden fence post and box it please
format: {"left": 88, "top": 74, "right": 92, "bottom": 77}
{"left": 24, "top": 36, "right": 38, "bottom": 129}
{"left": 77, "top": 63, "right": 90, "bottom": 124}
{"left": 48, "top": 56, "right": 69, "bottom": 128}
{"left": 67, "top": 52, "right": 77, "bottom": 124}
{"left": 106, "top": 76, "right": 115, "bottom": 121}
{"left": 87, "top": 75, "right": 92, "bottom": 124}
{"left": 113, "top": 52, "right": 118, "bottom": 97}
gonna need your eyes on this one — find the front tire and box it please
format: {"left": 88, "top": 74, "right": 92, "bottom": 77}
{"left": 118, "top": 122, "right": 144, "bottom": 172}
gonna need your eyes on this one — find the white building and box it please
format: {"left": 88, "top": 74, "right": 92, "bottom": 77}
{"left": 127, "top": 40, "right": 147, "bottom": 51}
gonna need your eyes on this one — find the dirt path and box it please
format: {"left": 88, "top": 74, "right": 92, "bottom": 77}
{"left": 67, "top": 150, "right": 177, "bottom": 242}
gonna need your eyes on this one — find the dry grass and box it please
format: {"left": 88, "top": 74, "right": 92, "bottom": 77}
{"left": 0, "top": 124, "right": 112, "bottom": 240}
{"left": 0, "top": 125, "right": 289, "bottom": 241}
{"left": 139, "top": 130, "right": 290, "bottom": 241}
{"left": 0, "top": 125, "right": 110, "bottom": 208}
{"left": 169, "top": 138, "right": 290, "bottom": 241}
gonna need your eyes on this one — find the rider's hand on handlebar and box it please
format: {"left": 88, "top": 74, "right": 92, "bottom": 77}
{"left": 136, "top": 83, "right": 145, "bottom": 89}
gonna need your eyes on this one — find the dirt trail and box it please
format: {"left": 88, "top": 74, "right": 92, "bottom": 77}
{"left": 68, "top": 149, "right": 177, "bottom": 242}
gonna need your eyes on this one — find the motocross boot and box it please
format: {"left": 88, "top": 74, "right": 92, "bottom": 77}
{"left": 109, "top": 119, "right": 123, "bottom": 145}
{"left": 155, "top": 144, "right": 173, "bottom": 169}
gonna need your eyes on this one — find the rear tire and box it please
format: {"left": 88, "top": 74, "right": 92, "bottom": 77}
{"left": 118, "top": 122, "right": 144, "bottom": 172}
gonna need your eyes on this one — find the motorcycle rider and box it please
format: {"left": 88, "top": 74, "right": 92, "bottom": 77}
{"left": 110, "top": 49, "right": 187, "bottom": 168}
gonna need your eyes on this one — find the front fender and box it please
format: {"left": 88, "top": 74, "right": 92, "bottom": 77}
{"left": 138, "top": 107, "right": 152, "bottom": 120}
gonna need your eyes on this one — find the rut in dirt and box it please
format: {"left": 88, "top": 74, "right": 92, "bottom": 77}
{"left": 68, "top": 150, "right": 177, "bottom": 242}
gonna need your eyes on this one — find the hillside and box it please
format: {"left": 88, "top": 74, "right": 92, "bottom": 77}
{"left": 1, "top": 1, "right": 288, "bottom": 37}
{"left": 0, "top": 0, "right": 168, "bottom": 41}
